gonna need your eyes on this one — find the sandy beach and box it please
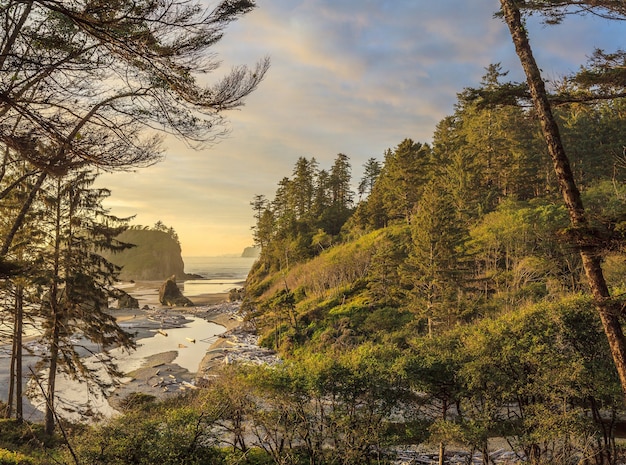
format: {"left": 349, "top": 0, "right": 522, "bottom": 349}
{"left": 105, "top": 281, "right": 250, "bottom": 411}
{"left": 20, "top": 279, "right": 274, "bottom": 422}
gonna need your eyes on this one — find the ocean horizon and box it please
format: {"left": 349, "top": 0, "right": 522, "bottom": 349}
{"left": 181, "top": 255, "right": 257, "bottom": 296}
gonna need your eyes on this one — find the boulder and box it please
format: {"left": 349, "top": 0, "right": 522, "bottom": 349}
{"left": 117, "top": 291, "right": 139, "bottom": 309}
{"left": 159, "top": 275, "right": 194, "bottom": 307}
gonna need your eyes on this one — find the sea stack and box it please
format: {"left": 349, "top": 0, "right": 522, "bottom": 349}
{"left": 159, "top": 275, "right": 194, "bottom": 307}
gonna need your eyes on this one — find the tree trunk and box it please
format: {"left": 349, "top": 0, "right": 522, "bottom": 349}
{"left": 45, "top": 318, "right": 59, "bottom": 436}
{"left": 499, "top": 0, "right": 626, "bottom": 399}
{"left": 439, "top": 399, "right": 448, "bottom": 465}
{"left": 5, "top": 315, "right": 15, "bottom": 419}
{"left": 45, "top": 177, "right": 63, "bottom": 436}
{"left": 15, "top": 284, "right": 23, "bottom": 422}
{"left": 4, "top": 284, "right": 23, "bottom": 421}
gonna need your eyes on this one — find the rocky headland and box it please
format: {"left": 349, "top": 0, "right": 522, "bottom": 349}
{"left": 101, "top": 227, "right": 192, "bottom": 281}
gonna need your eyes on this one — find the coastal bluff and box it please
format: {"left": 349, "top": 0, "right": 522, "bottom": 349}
{"left": 103, "top": 228, "right": 187, "bottom": 281}
{"left": 241, "top": 246, "right": 260, "bottom": 258}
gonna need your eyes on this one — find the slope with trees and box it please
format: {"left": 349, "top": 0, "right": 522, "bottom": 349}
{"left": 5, "top": 1, "right": 626, "bottom": 464}
{"left": 240, "top": 48, "right": 626, "bottom": 462}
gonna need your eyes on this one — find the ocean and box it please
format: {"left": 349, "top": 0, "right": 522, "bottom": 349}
{"left": 181, "top": 256, "right": 257, "bottom": 296}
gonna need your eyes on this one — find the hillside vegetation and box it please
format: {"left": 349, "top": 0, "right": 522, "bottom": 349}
{"left": 7, "top": 68, "right": 626, "bottom": 465}
{"left": 239, "top": 65, "right": 626, "bottom": 463}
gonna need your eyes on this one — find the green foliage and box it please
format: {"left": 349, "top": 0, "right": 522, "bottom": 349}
{"left": 240, "top": 57, "right": 626, "bottom": 460}
{"left": 251, "top": 154, "right": 357, "bottom": 274}
{"left": 116, "top": 392, "right": 158, "bottom": 412}
{"left": 0, "top": 449, "right": 33, "bottom": 465}
{"left": 71, "top": 397, "right": 225, "bottom": 465}
{"left": 233, "top": 345, "right": 409, "bottom": 465}
{"left": 0, "top": 420, "right": 57, "bottom": 465}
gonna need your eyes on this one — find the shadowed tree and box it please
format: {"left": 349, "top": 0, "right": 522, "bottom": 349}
{"left": 0, "top": 0, "right": 269, "bottom": 254}
{"left": 36, "top": 170, "right": 134, "bottom": 435}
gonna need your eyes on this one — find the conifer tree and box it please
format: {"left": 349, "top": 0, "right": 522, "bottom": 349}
{"left": 35, "top": 170, "right": 133, "bottom": 434}
{"left": 358, "top": 157, "right": 382, "bottom": 200}
{"left": 379, "top": 139, "right": 432, "bottom": 225}
{"left": 324, "top": 153, "right": 354, "bottom": 235}
{"left": 402, "top": 182, "right": 469, "bottom": 336}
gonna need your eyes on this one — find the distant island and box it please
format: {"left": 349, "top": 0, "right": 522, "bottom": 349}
{"left": 241, "top": 246, "right": 260, "bottom": 258}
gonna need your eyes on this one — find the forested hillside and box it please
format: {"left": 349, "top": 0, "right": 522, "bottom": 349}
{"left": 241, "top": 64, "right": 626, "bottom": 462}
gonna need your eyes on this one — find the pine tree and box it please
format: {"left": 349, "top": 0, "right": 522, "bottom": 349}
{"left": 35, "top": 170, "right": 134, "bottom": 434}
{"left": 358, "top": 157, "right": 382, "bottom": 201}
{"left": 401, "top": 182, "right": 469, "bottom": 336}
{"left": 379, "top": 139, "right": 432, "bottom": 225}
{"left": 323, "top": 153, "right": 354, "bottom": 235}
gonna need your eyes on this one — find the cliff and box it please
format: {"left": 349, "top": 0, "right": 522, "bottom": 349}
{"left": 104, "top": 229, "right": 186, "bottom": 281}
{"left": 241, "top": 246, "right": 260, "bottom": 258}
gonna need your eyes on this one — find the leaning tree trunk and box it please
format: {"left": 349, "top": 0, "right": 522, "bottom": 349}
{"left": 499, "top": 0, "right": 626, "bottom": 399}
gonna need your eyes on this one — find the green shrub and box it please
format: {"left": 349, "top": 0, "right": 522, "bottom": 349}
{"left": 224, "top": 448, "right": 273, "bottom": 465}
{"left": 117, "top": 392, "right": 157, "bottom": 412}
{"left": 0, "top": 449, "right": 33, "bottom": 465}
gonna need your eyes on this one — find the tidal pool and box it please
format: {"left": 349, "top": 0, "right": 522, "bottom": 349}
{"left": 119, "top": 316, "right": 225, "bottom": 372}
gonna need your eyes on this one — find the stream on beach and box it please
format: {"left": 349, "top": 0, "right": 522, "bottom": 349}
{"left": 0, "top": 255, "right": 257, "bottom": 422}
{"left": 0, "top": 313, "right": 226, "bottom": 422}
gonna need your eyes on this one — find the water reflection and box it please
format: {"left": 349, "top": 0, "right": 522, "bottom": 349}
{"left": 181, "top": 279, "right": 244, "bottom": 296}
{"left": 120, "top": 316, "right": 224, "bottom": 372}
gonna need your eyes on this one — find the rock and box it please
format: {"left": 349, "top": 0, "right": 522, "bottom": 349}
{"left": 228, "top": 287, "right": 245, "bottom": 302}
{"left": 101, "top": 228, "right": 186, "bottom": 281}
{"left": 117, "top": 291, "right": 139, "bottom": 309}
{"left": 241, "top": 246, "right": 260, "bottom": 258}
{"left": 184, "top": 273, "right": 204, "bottom": 279}
{"left": 158, "top": 275, "right": 194, "bottom": 307}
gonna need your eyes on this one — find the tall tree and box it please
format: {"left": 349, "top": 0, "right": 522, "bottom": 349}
{"left": 290, "top": 157, "right": 317, "bottom": 221}
{"left": 358, "top": 157, "right": 382, "bottom": 201}
{"left": 323, "top": 153, "right": 354, "bottom": 235}
{"left": 380, "top": 139, "right": 431, "bottom": 225}
{"left": 250, "top": 194, "right": 273, "bottom": 252}
{"left": 498, "top": 0, "right": 626, "bottom": 398}
{"left": 402, "top": 182, "right": 469, "bottom": 336}
{"left": 36, "top": 170, "right": 134, "bottom": 434}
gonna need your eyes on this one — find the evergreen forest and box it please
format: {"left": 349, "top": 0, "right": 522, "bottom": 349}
{"left": 237, "top": 64, "right": 626, "bottom": 465}
{"left": 3, "top": 1, "right": 626, "bottom": 465}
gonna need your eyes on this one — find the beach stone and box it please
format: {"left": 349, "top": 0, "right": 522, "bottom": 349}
{"left": 159, "top": 275, "right": 194, "bottom": 307}
{"left": 117, "top": 291, "right": 139, "bottom": 309}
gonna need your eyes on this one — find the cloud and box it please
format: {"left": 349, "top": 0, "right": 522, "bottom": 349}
{"left": 98, "top": 1, "right": 626, "bottom": 257}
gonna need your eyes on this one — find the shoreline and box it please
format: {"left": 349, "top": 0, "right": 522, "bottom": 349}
{"left": 22, "top": 279, "right": 273, "bottom": 421}
{"left": 106, "top": 281, "right": 252, "bottom": 410}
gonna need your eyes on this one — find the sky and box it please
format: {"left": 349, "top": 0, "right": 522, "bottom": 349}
{"left": 96, "top": 1, "right": 626, "bottom": 258}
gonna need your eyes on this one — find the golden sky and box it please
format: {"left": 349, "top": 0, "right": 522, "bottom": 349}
{"left": 97, "top": 1, "right": 626, "bottom": 257}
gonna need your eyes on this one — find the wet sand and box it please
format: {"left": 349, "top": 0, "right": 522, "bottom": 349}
{"left": 106, "top": 281, "right": 243, "bottom": 409}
